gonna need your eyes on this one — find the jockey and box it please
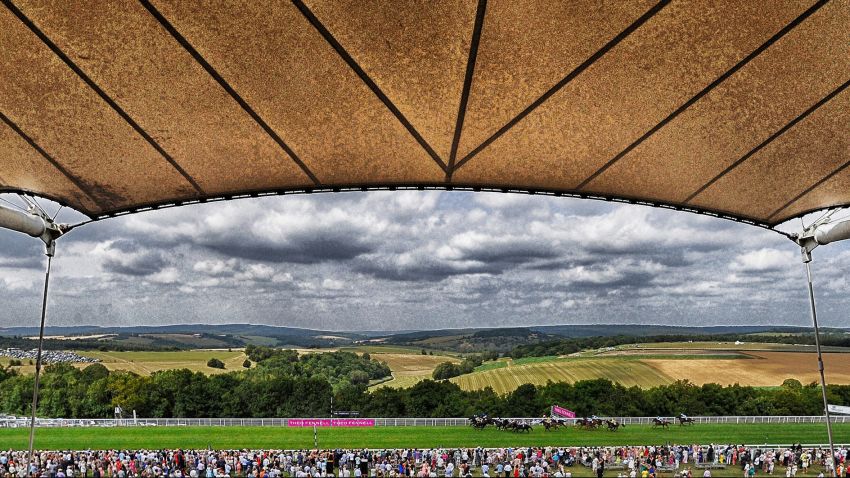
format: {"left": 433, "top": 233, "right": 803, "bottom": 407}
{"left": 680, "top": 413, "right": 688, "bottom": 420}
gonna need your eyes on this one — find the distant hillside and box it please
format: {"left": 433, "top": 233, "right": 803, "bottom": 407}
{"left": 529, "top": 324, "right": 836, "bottom": 337}
{"left": 0, "top": 323, "right": 845, "bottom": 353}
{"left": 510, "top": 331, "right": 850, "bottom": 359}
{"left": 0, "top": 323, "right": 366, "bottom": 338}
{"left": 373, "top": 327, "right": 558, "bottom": 353}
{"left": 0, "top": 324, "right": 368, "bottom": 351}
{"left": 368, "top": 324, "right": 848, "bottom": 353}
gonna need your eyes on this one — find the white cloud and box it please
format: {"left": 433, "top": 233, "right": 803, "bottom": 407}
{"left": 148, "top": 267, "right": 180, "bottom": 284}
{"left": 193, "top": 259, "right": 239, "bottom": 276}
{"left": 0, "top": 274, "right": 34, "bottom": 291}
{"left": 322, "top": 278, "right": 345, "bottom": 290}
{"left": 730, "top": 248, "right": 795, "bottom": 272}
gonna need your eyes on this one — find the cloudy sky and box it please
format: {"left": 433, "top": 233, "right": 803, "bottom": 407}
{"left": 1, "top": 191, "right": 848, "bottom": 331}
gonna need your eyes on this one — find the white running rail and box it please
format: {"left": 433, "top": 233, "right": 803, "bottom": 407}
{"left": 1, "top": 415, "right": 848, "bottom": 428}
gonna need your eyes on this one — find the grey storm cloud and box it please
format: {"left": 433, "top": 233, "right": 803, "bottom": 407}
{"left": 0, "top": 191, "right": 846, "bottom": 330}
{"left": 353, "top": 234, "right": 560, "bottom": 282}
{"left": 449, "top": 239, "right": 559, "bottom": 264}
{"left": 102, "top": 250, "right": 169, "bottom": 276}
{"left": 0, "top": 231, "right": 43, "bottom": 269}
{"left": 354, "top": 254, "right": 498, "bottom": 282}
{"left": 205, "top": 234, "right": 373, "bottom": 263}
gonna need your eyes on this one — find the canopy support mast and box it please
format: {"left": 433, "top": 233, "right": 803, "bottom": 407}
{"left": 801, "top": 253, "right": 836, "bottom": 475}
{"left": 27, "top": 248, "right": 53, "bottom": 476}
{"left": 0, "top": 196, "right": 66, "bottom": 476}
{"left": 792, "top": 210, "right": 850, "bottom": 476}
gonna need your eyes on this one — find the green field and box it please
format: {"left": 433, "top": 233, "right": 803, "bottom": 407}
{"left": 1, "top": 423, "right": 846, "bottom": 450}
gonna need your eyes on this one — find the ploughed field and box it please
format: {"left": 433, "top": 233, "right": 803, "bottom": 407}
{"left": 450, "top": 350, "right": 850, "bottom": 394}
{"left": 0, "top": 423, "right": 846, "bottom": 450}
{"left": 452, "top": 357, "right": 674, "bottom": 392}
{"left": 363, "top": 342, "right": 850, "bottom": 393}
{"left": 369, "top": 352, "right": 460, "bottom": 388}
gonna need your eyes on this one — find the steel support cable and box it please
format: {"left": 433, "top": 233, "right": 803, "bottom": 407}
{"left": 27, "top": 251, "right": 53, "bottom": 477}
{"left": 0, "top": 196, "right": 27, "bottom": 212}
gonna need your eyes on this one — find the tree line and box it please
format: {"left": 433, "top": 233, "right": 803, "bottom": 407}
{"left": 1, "top": 352, "right": 848, "bottom": 418}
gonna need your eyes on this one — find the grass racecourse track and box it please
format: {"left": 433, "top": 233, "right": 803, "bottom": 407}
{"left": 2, "top": 424, "right": 848, "bottom": 450}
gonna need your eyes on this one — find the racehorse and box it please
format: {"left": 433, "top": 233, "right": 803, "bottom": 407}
{"left": 469, "top": 415, "right": 492, "bottom": 429}
{"left": 605, "top": 419, "right": 625, "bottom": 432}
{"left": 541, "top": 418, "right": 560, "bottom": 431}
{"left": 494, "top": 418, "right": 511, "bottom": 430}
{"left": 574, "top": 417, "right": 598, "bottom": 430}
{"left": 678, "top": 416, "right": 696, "bottom": 426}
{"left": 512, "top": 422, "right": 533, "bottom": 433}
{"left": 652, "top": 417, "right": 671, "bottom": 429}
{"left": 471, "top": 418, "right": 488, "bottom": 429}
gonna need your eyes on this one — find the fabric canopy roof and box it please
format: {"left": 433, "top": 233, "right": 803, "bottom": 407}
{"left": 0, "top": 0, "right": 848, "bottom": 228}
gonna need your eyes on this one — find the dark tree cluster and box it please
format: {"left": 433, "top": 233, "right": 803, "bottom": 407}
{"left": 432, "top": 352, "right": 500, "bottom": 380}
{"left": 206, "top": 358, "right": 225, "bottom": 369}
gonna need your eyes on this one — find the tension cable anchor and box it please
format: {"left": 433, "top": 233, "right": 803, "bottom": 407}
{"left": 0, "top": 195, "right": 68, "bottom": 256}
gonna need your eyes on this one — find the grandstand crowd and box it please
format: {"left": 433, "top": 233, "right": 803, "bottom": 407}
{"left": 0, "top": 444, "right": 845, "bottom": 478}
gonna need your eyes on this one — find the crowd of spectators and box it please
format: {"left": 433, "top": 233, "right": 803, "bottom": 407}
{"left": 0, "top": 445, "right": 845, "bottom": 478}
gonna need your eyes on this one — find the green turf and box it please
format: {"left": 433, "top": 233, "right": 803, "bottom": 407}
{"left": 2, "top": 424, "right": 847, "bottom": 450}
{"left": 474, "top": 361, "right": 508, "bottom": 372}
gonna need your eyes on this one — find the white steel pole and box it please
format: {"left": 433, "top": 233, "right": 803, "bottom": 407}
{"left": 802, "top": 258, "right": 836, "bottom": 476}
{"left": 27, "top": 251, "right": 53, "bottom": 477}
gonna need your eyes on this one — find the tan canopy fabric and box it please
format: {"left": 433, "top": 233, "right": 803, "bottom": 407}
{"left": 0, "top": 0, "right": 848, "bottom": 228}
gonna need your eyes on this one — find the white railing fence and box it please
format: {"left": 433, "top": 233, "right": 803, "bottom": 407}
{"left": 1, "top": 415, "right": 848, "bottom": 428}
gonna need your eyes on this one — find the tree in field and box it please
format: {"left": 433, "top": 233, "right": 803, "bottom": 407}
{"left": 242, "top": 359, "right": 251, "bottom": 368}
{"left": 432, "top": 362, "right": 461, "bottom": 380}
{"left": 207, "top": 358, "right": 225, "bottom": 369}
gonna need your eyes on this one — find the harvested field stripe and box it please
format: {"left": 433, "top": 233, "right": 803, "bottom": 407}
{"left": 452, "top": 359, "right": 675, "bottom": 394}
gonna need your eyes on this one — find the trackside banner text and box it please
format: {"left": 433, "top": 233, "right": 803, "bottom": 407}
{"left": 551, "top": 405, "right": 576, "bottom": 418}
{"left": 287, "top": 419, "right": 375, "bottom": 427}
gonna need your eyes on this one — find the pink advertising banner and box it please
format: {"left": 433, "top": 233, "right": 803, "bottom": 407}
{"left": 287, "top": 419, "right": 375, "bottom": 427}
{"left": 551, "top": 405, "right": 576, "bottom": 418}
